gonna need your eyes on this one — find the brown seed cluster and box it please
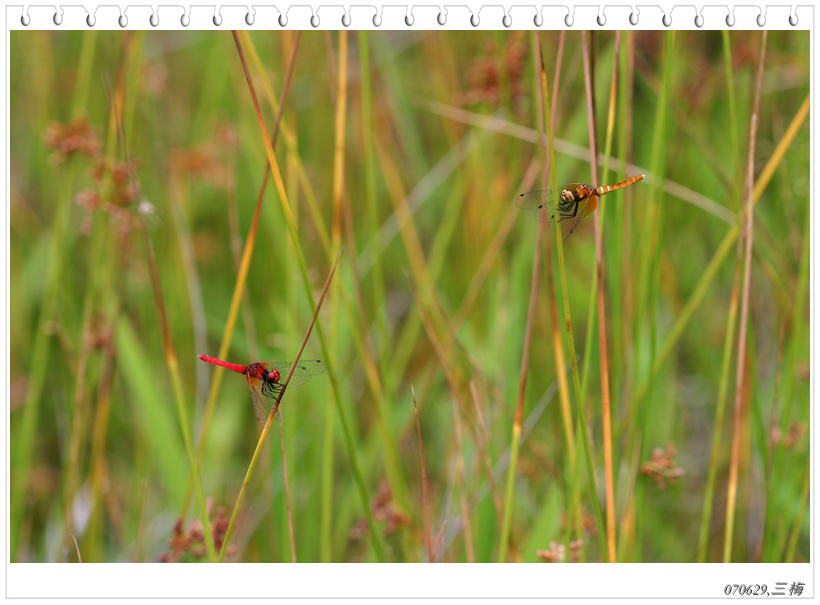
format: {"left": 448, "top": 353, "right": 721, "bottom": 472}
{"left": 43, "top": 117, "right": 102, "bottom": 165}
{"left": 641, "top": 443, "right": 684, "bottom": 489}
{"left": 167, "top": 123, "right": 238, "bottom": 188}
{"left": 350, "top": 479, "right": 410, "bottom": 540}
{"left": 456, "top": 39, "right": 529, "bottom": 111}
{"left": 536, "top": 539, "right": 584, "bottom": 563}
{"left": 562, "top": 510, "right": 597, "bottom": 535}
{"left": 161, "top": 499, "right": 236, "bottom": 562}
{"left": 44, "top": 115, "right": 150, "bottom": 236}
{"left": 75, "top": 157, "right": 142, "bottom": 236}
{"left": 770, "top": 421, "right": 806, "bottom": 449}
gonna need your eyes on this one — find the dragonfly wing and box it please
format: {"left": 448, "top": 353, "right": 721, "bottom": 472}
{"left": 286, "top": 360, "right": 327, "bottom": 388}
{"left": 517, "top": 184, "right": 601, "bottom": 240}
{"left": 516, "top": 189, "right": 568, "bottom": 224}
{"left": 514, "top": 190, "right": 550, "bottom": 211}
{"left": 247, "top": 374, "right": 274, "bottom": 426}
{"left": 259, "top": 360, "right": 327, "bottom": 389}
{"left": 583, "top": 194, "right": 599, "bottom": 216}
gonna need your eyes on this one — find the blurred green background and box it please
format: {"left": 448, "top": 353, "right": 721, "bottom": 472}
{"left": 10, "top": 29, "right": 810, "bottom": 563}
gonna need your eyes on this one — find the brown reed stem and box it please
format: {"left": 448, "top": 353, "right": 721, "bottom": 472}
{"left": 581, "top": 29, "right": 617, "bottom": 563}
{"left": 724, "top": 30, "right": 766, "bottom": 563}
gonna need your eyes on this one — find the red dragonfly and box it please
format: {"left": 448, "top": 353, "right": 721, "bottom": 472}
{"left": 515, "top": 174, "right": 645, "bottom": 241}
{"left": 198, "top": 354, "right": 327, "bottom": 425}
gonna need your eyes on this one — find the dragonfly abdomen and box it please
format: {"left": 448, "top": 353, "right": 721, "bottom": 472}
{"left": 595, "top": 174, "right": 646, "bottom": 196}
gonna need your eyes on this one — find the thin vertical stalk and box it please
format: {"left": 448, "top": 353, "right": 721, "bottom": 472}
{"left": 614, "top": 33, "right": 636, "bottom": 561}
{"left": 498, "top": 217, "right": 545, "bottom": 563}
{"left": 277, "top": 413, "right": 297, "bottom": 562}
{"left": 231, "top": 31, "right": 385, "bottom": 560}
{"left": 541, "top": 32, "right": 574, "bottom": 467}
{"left": 784, "top": 463, "right": 810, "bottom": 562}
{"left": 218, "top": 251, "right": 341, "bottom": 562}
{"left": 323, "top": 28, "right": 347, "bottom": 563}
{"left": 724, "top": 31, "right": 766, "bottom": 563}
{"left": 62, "top": 306, "right": 93, "bottom": 559}
{"left": 469, "top": 382, "right": 504, "bottom": 525}
{"left": 497, "top": 36, "right": 559, "bottom": 562}
{"left": 696, "top": 29, "right": 746, "bottom": 563}
{"left": 244, "top": 33, "right": 409, "bottom": 537}
{"left": 412, "top": 385, "right": 433, "bottom": 562}
{"left": 319, "top": 372, "right": 335, "bottom": 561}
{"left": 168, "top": 176, "right": 209, "bottom": 405}
{"left": 331, "top": 30, "right": 347, "bottom": 246}
{"left": 722, "top": 31, "right": 742, "bottom": 210}
{"left": 612, "top": 31, "right": 634, "bottom": 415}
{"left": 580, "top": 30, "right": 617, "bottom": 563}
{"left": 697, "top": 241, "right": 743, "bottom": 561}
{"left": 358, "top": 31, "right": 389, "bottom": 347}
{"left": 634, "top": 30, "right": 673, "bottom": 564}
{"left": 225, "top": 160, "right": 260, "bottom": 361}
{"left": 405, "top": 277, "right": 471, "bottom": 560}
{"left": 452, "top": 397, "right": 474, "bottom": 563}
{"left": 526, "top": 31, "right": 581, "bottom": 550}
{"left": 579, "top": 30, "right": 622, "bottom": 411}
{"left": 181, "top": 31, "right": 303, "bottom": 519}
{"left": 135, "top": 478, "right": 148, "bottom": 562}
{"left": 538, "top": 33, "right": 607, "bottom": 561}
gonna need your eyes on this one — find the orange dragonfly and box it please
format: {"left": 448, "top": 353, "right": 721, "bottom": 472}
{"left": 515, "top": 174, "right": 645, "bottom": 241}
{"left": 198, "top": 354, "right": 327, "bottom": 425}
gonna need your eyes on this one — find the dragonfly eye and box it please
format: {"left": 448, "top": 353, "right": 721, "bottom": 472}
{"left": 267, "top": 369, "right": 281, "bottom": 383}
{"left": 561, "top": 190, "right": 573, "bottom": 203}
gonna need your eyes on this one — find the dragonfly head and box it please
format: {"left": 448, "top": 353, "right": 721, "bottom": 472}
{"left": 560, "top": 188, "right": 574, "bottom": 203}
{"left": 265, "top": 368, "right": 281, "bottom": 384}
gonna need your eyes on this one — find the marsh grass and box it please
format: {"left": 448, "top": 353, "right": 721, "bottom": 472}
{"left": 9, "top": 29, "right": 810, "bottom": 563}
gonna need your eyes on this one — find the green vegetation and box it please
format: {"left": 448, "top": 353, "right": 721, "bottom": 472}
{"left": 10, "top": 30, "right": 809, "bottom": 563}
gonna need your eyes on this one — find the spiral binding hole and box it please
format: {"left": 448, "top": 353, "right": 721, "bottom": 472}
{"left": 694, "top": 13, "right": 703, "bottom": 27}
{"left": 86, "top": 13, "right": 96, "bottom": 27}
{"left": 373, "top": 13, "right": 382, "bottom": 26}
{"left": 405, "top": 14, "right": 414, "bottom": 26}
{"left": 597, "top": 13, "right": 606, "bottom": 26}
{"left": 150, "top": 12, "right": 159, "bottom": 26}
{"left": 181, "top": 13, "right": 190, "bottom": 26}
{"left": 245, "top": 11, "right": 254, "bottom": 25}
{"left": 629, "top": 12, "right": 638, "bottom": 25}
{"left": 21, "top": 12, "right": 30, "bottom": 25}
{"left": 662, "top": 13, "right": 671, "bottom": 27}
{"left": 53, "top": 12, "right": 63, "bottom": 25}
{"left": 310, "top": 14, "right": 319, "bottom": 27}
{"left": 470, "top": 13, "right": 479, "bottom": 26}
{"left": 789, "top": 12, "right": 798, "bottom": 26}
{"left": 119, "top": 14, "right": 127, "bottom": 27}
{"left": 342, "top": 13, "right": 351, "bottom": 26}
{"left": 725, "top": 14, "right": 735, "bottom": 27}
{"left": 533, "top": 13, "right": 543, "bottom": 27}
{"left": 564, "top": 13, "right": 574, "bottom": 27}
{"left": 502, "top": 13, "right": 511, "bottom": 27}
{"left": 213, "top": 14, "right": 223, "bottom": 26}
{"left": 437, "top": 12, "right": 446, "bottom": 25}
{"left": 279, "top": 13, "right": 288, "bottom": 27}
{"left": 756, "top": 13, "right": 765, "bottom": 27}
